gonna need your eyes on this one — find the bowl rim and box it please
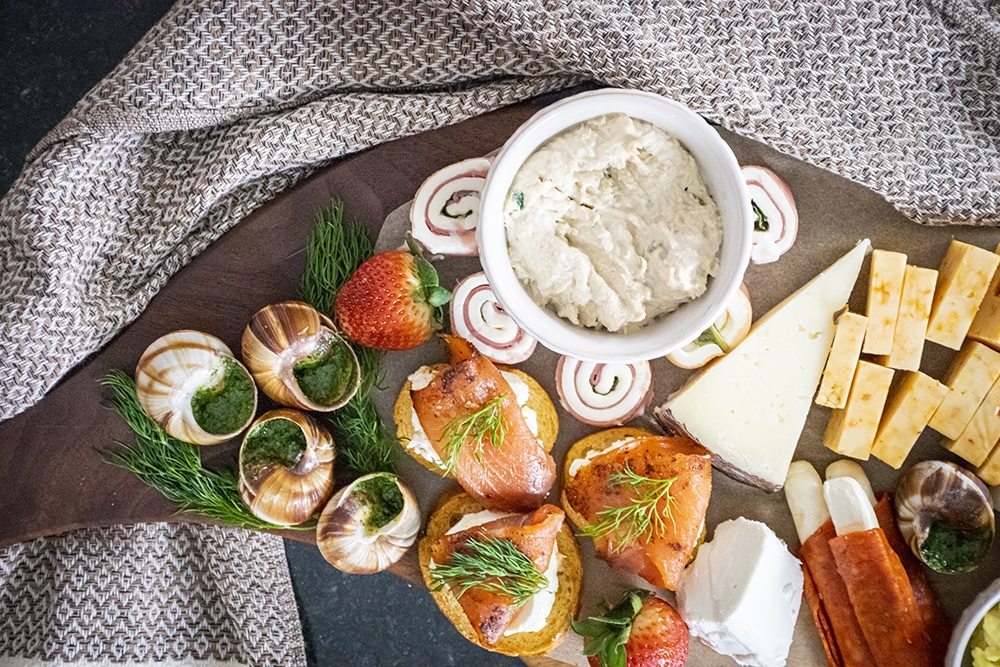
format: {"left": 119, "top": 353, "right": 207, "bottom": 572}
{"left": 476, "top": 88, "right": 752, "bottom": 362}
{"left": 948, "top": 576, "right": 1000, "bottom": 666}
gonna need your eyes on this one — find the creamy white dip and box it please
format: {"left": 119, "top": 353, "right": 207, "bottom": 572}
{"left": 504, "top": 113, "right": 723, "bottom": 332}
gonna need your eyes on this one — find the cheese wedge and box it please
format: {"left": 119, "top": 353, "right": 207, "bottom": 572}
{"left": 928, "top": 340, "right": 1000, "bottom": 439}
{"left": 824, "top": 361, "right": 894, "bottom": 460}
{"left": 926, "top": 240, "right": 1000, "bottom": 349}
{"left": 968, "top": 243, "right": 1000, "bottom": 350}
{"left": 870, "top": 371, "right": 948, "bottom": 469}
{"left": 883, "top": 265, "right": 937, "bottom": 371}
{"left": 657, "top": 240, "right": 870, "bottom": 491}
{"left": 863, "top": 250, "right": 907, "bottom": 355}
{"left": 945, "top": 375, "right": 1000, "bottom": 466}
{"left": 816, "top": 312, "right": 868, "bottom": 409}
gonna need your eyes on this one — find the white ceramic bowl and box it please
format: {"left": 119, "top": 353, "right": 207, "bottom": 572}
{"left": 948, "top": 577, "right": 1000, "bottom": 667}
{"left": 477, "top": 88, "right": 753, "bottom": 362}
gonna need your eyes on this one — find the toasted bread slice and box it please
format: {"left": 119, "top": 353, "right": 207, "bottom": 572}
{"left": 418, "top": 490, "right": 583, "bottom": 656}
{"left": 395, "top": 365, "right": 558, "bottom": 475}
{"left": 560, "top": 426, "right": 654, "bottom": 531}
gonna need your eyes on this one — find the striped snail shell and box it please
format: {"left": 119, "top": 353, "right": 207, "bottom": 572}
{"left": 241, "top": 301, "right": 361, "bottom": 411}
{"left": 239, "top": 409, "right": 335, "bottom": 526}
{"left": 135, "top": 330, "right": 257, "bottom": 445}
{"left": 317, "top": 473, "right": 420, "bottom": 574}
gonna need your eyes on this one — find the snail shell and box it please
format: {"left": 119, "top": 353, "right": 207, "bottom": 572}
{"left": 317, "top": 473, "right": 420, "bottom": 574}
{"left": 895, "top": 460, "right": 995, "bottom": 574}
{"left": 242, "top": 301, "right": 361, "bottom": 411}
{"left": 239, "top": 409, "right": 335, "bottom": 526}
{"left": 135, "top": 330, "right": 257, "bottom": 445}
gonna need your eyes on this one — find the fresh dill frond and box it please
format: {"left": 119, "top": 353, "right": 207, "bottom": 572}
{"left": 100, "top": 370, "right": 310, "bottom": 531}
{"left": 439, "top": 395, "right": 507, "bottom": 475}
{"left": 430, "top": 537, "right": 547, "bottom": 606}
{"left": 580, "top": 466, "right": 678, "bottom": 552}
{"left": 298, "top": 200, "right": 374, "bottom": 316}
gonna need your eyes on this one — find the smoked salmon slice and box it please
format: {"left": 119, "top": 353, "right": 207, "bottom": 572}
{"left": 411, "top": 336, "right": 556, "bottom": 511}
{"left": 431, "top": 504, "right": 564, "bottom": 645}
{"left": 564, "top": 435, "right": 711, "bottom": 589}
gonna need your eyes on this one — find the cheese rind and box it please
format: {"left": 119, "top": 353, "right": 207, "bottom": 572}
{"left": 660, "top": 240, "right": 870, "bottom": 491}
{"left": 863, "top": 249, "right": 907, "bottom": 355}
{"left": 945, "top": 374, "right": 1000, "bottom": 467}
{"left": 870, "top": 371, "right": 948, "bottom": 469}
{"left": 884, "top": 265, "right": 938, "bottom": 371}
{"left": 677, "top": 518, "right": 803, "bottom": 667}
{"left": 816, "top": 312, "right": 868, "bottom": 409}
{"left": 824, "top": 361, "right": 894, "bottom": 460}
{"left": 968, "top": 242, "right": 1000, "bottom": 350}
{"left": 976, "top": 442, "right": 1000, "bottom": 486}
{"left": 927, "top": 240, "right": 1000, "bottom": 349}
{"left": 928, "top": 340, "right": 1000, "bottom": 439}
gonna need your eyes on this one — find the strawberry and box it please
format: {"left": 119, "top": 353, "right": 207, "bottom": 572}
{"left": 335, "top": 238, "right": 451, "bottom": 350}
{"left": 572, "top": 589, "right": 688, "bottom": 667}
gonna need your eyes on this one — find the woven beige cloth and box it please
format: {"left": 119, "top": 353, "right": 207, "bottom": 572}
{"left": 0, "top": 524, "right": 307, "bottom": 667}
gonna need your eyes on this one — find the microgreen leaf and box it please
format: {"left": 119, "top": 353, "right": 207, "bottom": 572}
{"left": 579, "top": 466, "right": 679, "bottom": 552}
{"left": 692, "top": 323, "right": 730, "bottom": 353}
{"left": 430, "top": 537, "right": 546, "bottom": 606}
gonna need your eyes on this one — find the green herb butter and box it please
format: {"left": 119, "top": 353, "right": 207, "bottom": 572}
{"left": 353, "top": 475, "right": 404, "bottom": 532}
{"left": 243, "top": 418, "right": 306, "bottom": 469}
{"left": 920, "top": 519, "right": 992, "bottom": 574}
{"left": 293, "top": 340, "right": 356, "bottom": 406}
{"left": 190, "top": 358, "right": 255, "bottom": 436}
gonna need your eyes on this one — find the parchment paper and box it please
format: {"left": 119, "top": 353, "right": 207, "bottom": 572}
{"left": 370, "top": 128, "right": 1000, "bottom": 666}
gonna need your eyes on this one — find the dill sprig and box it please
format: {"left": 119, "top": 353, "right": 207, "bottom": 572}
{"left": 431, "top": 537, "right": 547, "bottom": 606}
{"left": 100, "top": 370, "right": 308, "bottom": 531}
{"left": 439, "top": 395, "right": 507, "bottom": 475}
{"left": 580, "top": 466, "right": 678, "bottom": 552}
{"left": 297, "top": 199, "right": 401, "bottom": 475}
{"left": 299, "top": 200, "right": 373, "bottom": 316}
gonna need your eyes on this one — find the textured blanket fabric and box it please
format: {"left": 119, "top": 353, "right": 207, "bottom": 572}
{"left": 0, "top": 524, "right": 307, "bottom": 667}
{"left": 1, "top": 0, "right": 1000, "bottom": 421}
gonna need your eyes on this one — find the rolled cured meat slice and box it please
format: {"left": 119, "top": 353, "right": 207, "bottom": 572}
{"left": 450, "top": 272, "right": 537, "bottom": 364}
{"left": 667, "top": 283, "right": 752, "bottom": 369}
{"left": 743, "top": 165, "right": 798, "bottom": 265}
{"left": 556, "top": 357, "right": 653, "bottom": 427}
{"left": 410, "top": 157, "right": 492, "bottom": 256}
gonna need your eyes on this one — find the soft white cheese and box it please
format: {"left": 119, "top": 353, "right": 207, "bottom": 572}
{"left": 663, "top": 240, "right": 870, "bottom": 489}
{"left": 677, "top": 517, "right": 803, "bottom": 667}
{"left": 405, "top": 367, "right": 539, "bottom": 467}
{"left": 567, "top": 438, "right": 636, "bottom": 477}
{"left": 437, "top": 509, "right": 561, "bottom": 637}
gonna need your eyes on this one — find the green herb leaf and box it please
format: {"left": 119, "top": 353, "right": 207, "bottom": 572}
{"left": 579, "top": 467, "right": 679, "bottom": 552}
{"left": 692, "top": 323, "right": 730, "bottom": 353}
{"left": 512, "top": 190, "right": 524, "bottom": 210}
{"left": 572, "top": 589, "right": 650, "bottom": 667}
{"left": 100, "top": 371, "right": 309, "bottom": 531}
{"left": 439, "top": 395, "right": 507, "bottom": 475}
{"left": 430, "top": 537, "right": 546, "bottom": 606}
{"left": 752, "top": 199, "right": 769, "bottom": 232}
{"left": 298, "top": 200, "right": 374, "bottom": 316}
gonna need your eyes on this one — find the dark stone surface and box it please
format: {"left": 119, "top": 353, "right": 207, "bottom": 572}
{"left": 0, "top": 3, "right": 522, "bottom": 666}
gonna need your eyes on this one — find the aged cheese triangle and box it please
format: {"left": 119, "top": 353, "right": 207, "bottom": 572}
{"left": 656, "top": 240, "right": 871, "bottom": 491}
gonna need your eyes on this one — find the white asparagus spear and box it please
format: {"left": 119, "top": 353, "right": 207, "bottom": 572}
{"left": 825, "top": 459, "right": 877, "bottom": 507}
{"left": 824, "top": 477, "right": 880, "bottom": 536}
{"left": 785, "top": 460, "right": 832, "bottom": 544}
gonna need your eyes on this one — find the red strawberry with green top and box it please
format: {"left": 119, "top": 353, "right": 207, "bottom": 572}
{"left": 335, "top": 238, "right": 451, "bottom": 350}
{"left": 572, "top": 589, "right": 688, "bottom": 667}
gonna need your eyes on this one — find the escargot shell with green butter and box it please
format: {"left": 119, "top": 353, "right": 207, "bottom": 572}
{"left": 317, "top": 473, "right": 420, "bottom": 574}
{"left": 135, "top": 330, "right": 257, "bottom": 446}
{"left": 242, "top": 301, "right": 360, "bottom": 412}
{"left": 895, "top": 460, "right": 994, "bottom": 574}
{"left": 239, "top": 409, "right": 335, "bottom": 526}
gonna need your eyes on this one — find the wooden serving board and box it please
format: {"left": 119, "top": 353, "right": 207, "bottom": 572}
{"left": 3, "top": 83, "right": 1000, "bottom": 667}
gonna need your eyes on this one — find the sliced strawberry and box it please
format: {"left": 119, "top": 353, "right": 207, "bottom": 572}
{"left": 335, "top": 238, "right": 451, "bottom": 350}
{"left": 572, "top": 590, "right": 688, "bottom": 667}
